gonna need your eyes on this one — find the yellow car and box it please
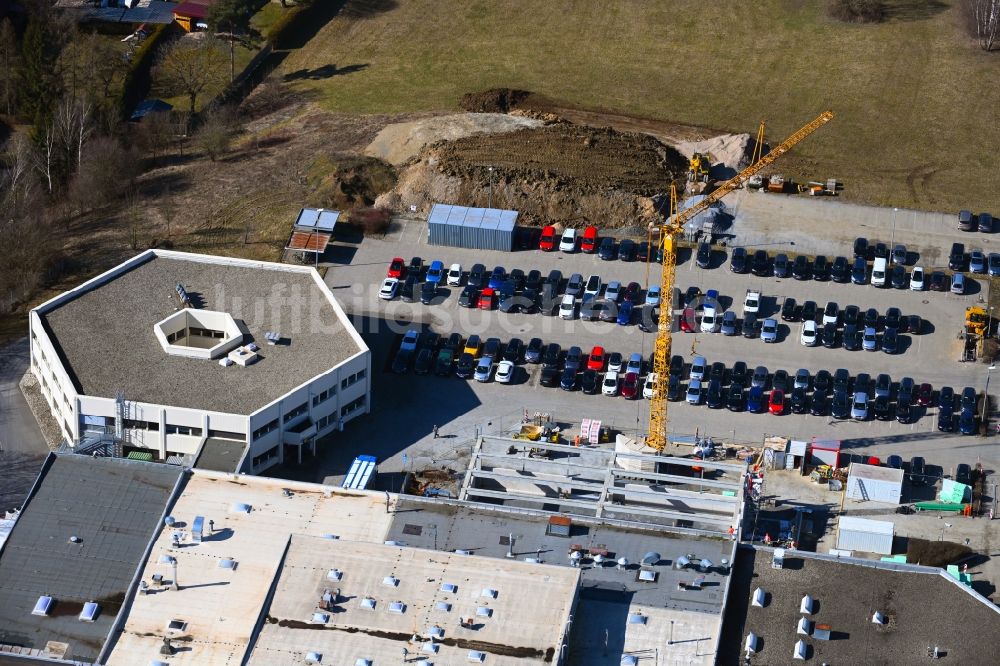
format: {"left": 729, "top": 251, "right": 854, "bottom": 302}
{"left": 463, "top": 335, "right": 482, "bottom": 358}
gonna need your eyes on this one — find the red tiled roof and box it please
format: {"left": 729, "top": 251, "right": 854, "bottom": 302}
{"left": 173, "top": 0, "right": 217, "bottom": 20}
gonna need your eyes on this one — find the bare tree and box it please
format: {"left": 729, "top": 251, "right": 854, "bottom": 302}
{"left": 156, "top": 37, "right": 228, "bottom": 117}
{"left": 962, "top": 0, "right": 1000, "bottom": 51}
{"left": 0, "top": 18, "right": 19, "bottom": 116}
{"left": 193, "top": 107, "right": 236, "bottom": 160}
{"left": 33, "top": 123, "right": 58, "bottom": 194}
{"left": 69, "top": 135, "right": 140, "bottom": 211}
{"left": 55, "top": 96, "right": 94, "bottom": 172}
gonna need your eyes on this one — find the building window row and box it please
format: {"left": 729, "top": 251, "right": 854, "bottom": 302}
{"left": 340, "top": 396, "right": 366, "bottom": 418}
{"left": 312, "top": 386, "right": 336, "bottom": 406}
{"left": 341, "top": 369, "right": 366, "bottom": 389}
{"left": 208, "top": 429, "right": 244, "bottom": 440}
{"left": 165, "top": 424, "right": 203, "bottom": 437}
{"left": 284, "top": 401, "right": 308, "bottom": 423}
{"left": 252, "top": 444, "right": 279, "bottom": 468}
{"left": 124, "top": 419, "right": 159, "bottom": 432}
{"left": 252, "top": 418, "right": 279, "bottom": 441}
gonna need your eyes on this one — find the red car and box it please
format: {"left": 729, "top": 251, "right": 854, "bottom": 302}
{"left": 539, "top": 225, "right": 557, "bottom": 251}
{"left": 478, "top": 287, "right": 495, "bottom": 310}
{"left": 387, "top": 257, "right": 406, "bottom": 278}
{"left": 916, "top": 383, "right": 933, "bottom": 407}
{"left": 680, "top": 307, "right": 696, "bottom": 333}
{"left": 621, "top": 372, "right": 640, "bottom": 399}
{"left": 587, "top": 346, "right": 606, "bottom": 371}
{"left": 580, "top": 226, "right": 599, "bottom": 253}
{"left": 768, "top": 389, "right": 785, "bottom": 415}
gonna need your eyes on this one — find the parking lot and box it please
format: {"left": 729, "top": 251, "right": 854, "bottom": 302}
{"left": 321, "top": 215, "right": 999, "bottom": 483}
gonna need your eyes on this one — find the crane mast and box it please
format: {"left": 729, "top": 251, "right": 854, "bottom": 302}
{"left": 646, "top": 111, "right": 834, "bottom": 452}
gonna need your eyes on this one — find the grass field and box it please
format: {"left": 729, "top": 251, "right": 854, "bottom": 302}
{"left": 277, "top": 0, "right": 1000, "bottom": 213}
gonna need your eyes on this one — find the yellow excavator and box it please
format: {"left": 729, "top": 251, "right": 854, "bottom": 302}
{"left": 646, "top": 111, "right": 834, "bottom": 452}
{"left": 966, "top": 306, "right": 988, "bottom": 336}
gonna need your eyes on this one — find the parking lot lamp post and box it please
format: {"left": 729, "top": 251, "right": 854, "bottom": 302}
{"left": 890, "top": 207, "right": 898, "bottom": 248}
{"left": 981, "top": 364, "right": 996, "bottom": 426}
{"left": 487, "top": 166, "right": 495, "bottom": 208}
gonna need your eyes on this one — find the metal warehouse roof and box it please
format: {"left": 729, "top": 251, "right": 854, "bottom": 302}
{"left": 428, "top": 203, "right": 518, "bottom": 231}
{"left": 838, "top": 516, "right": 894, "bottom": 536}
{"left": 0, "top": 454, "right": 180, "bottom": 663}
{"left": 848, "top": 463, "right": 904, "bottom": 483}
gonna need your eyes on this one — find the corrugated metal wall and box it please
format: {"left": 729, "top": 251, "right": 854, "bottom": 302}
{"left": 846, "top": 474, "right": 902, "bottom": 504}
{"left": 836, "top": 526, "right": 893, "bottom": 555}
{"left": 426, "top": 203, "right": 517, "bottom": 251}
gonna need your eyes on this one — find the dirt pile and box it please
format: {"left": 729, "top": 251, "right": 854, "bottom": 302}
{"left": 459, "top": 88, "right": 532, "bottom": 113}
{"left": 377, "top": 122, "right": 685, "bottom": 228}
{"left": 365, "top": 113, "right": 544, "bottom": 165}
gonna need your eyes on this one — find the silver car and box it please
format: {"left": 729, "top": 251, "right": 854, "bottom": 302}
{"left": 969, "top": 250, "right": 987, "bottom": 274}
{"left": 862, "top": 326, "right": 878, "bottom": 351}
{"left": 720, "top": 310, "right": 738, "bottom": 336}
{"left": 760, "top": 318, "right": 778, "bottom": 343}
{"left": 851, "top": 392, "right": 869, "bottom": 420}
{"left": 989, "top": 253, "right": 1000, "bottom": 277}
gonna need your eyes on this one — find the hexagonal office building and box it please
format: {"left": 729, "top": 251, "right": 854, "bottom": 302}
{"left": 29, "top": 250, "right": 370, "bottom": 473}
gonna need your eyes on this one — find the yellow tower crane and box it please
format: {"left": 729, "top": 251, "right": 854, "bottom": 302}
{"left": 646, "top": 111, "right": 834, "bottom": 452}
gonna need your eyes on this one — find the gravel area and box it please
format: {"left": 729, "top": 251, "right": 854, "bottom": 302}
{"left": 719, "top": 547, "right": 1000, "bottom": 665}
{"left": 41, "top": 254, "right": 363, "bottom": 415}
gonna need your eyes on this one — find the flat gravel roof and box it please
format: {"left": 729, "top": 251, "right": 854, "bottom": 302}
{"left": 41, "top": 254, "right": 363, "bottom": 415}
{"left": 0, "top": 454, "right": 180, "bottom": 662}
{"left": 719, "top": 547, "right": 1000, "bottom": 665}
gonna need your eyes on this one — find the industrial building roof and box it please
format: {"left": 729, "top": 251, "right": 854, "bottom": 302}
{"left": 247, "top": 535, "right": 578, "bottom": 665}
{"left": 0, "top": 454, "right": 180, "bottom": 663}
{"left": 107, "top": 471, "right": 396, "bottom": 666}
{"left": 718, "top": 547, "right": 1000, "bottom": 665}
{"left": 37, "top": 251, "right": 366, "bottom": 415}
{"left": 849, "top": 462, "right": 904, "bottom": 483}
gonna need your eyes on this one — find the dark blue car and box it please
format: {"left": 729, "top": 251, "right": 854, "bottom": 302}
{"left": 617, "top": 300, "right": 633, "bottom": 326}
{"left": 598, "top": 236, "right": 616, "bottom": 260}
{"left": 488, "top": 266, "right": 506, "bottom": 290}
{"left": 747, "top": 386, "right": 764, "bottom": 413}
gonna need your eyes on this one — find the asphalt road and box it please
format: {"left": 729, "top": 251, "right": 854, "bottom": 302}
{"left": 0, "top": 338, "right": 49, "bottom": 511}
{"left": 321, "top": 214, "right": 999, "bottom": 480}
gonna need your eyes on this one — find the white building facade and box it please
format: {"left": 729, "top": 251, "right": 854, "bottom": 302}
{"left": 29, "top": 250, "right": 370, "bottom": 473}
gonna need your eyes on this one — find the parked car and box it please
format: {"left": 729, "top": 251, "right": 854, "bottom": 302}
{"left": 559, "top": 367, "right": 577, "bottom": 391}
{"left": 832, "top": 390, "right": 851, "bottom": 419}
{"left": 822, "top": 301, "right": 839, "bottom": 325}
{"left": 843, "top": 324, "right": 861, "bottom": 351}
{"left": 690, "top": 356, "right": 708, "bottom": 381}
{"left": 644, "top": 285, "right": 661, "bottom": 306}
{"left": 831, "top": 256, "right": 850, "bottom": 283}
{"left": 810, "top": 392, "right": 827, "bottom": 416}
{"left": 559, "top": 294, "right": 576, "bottom": 320}
{"left": 580, "top": 225, "right": 599, "bottom": 253}
{"left": 781, "top": 297, "right": 798, "bottom": 322}
{"left": 821, "top": 322, "right": 838, "bottom": 348}
{"left": 948, "top": 242, "right": 966, "bottom": 270}
{"left": 626, "top": 352, "right": 643, "bottom": 375}
{"left": 730, "top": 247, "right": 748, "bottom": 273}
{"left": 387, "top": 257, "right": 406, "bottom": 278}
{"left": 495, "top": 359, "right": 514, "bottom": 384}
{"left": 541, "top": 342, "right": 561, "bottom": 369}
{"left": 540, "top": 366, "right": 560, "bottom": 387}
{"left": 928, "top": 271, "right": 948, "bottom": 291}
{"left": 773, "top": 253, "right": 790, "bottom": 278}
{"left": 890, "top": 265, "right": 907, "bottom": 289}
{"left": 731, "top": 361, "right": 749, "bottom": 387}
{"left": 959, "top": 410, "right": 977, "bottom": 435}
{"left": 413, "top": 348, "right": 433, "bottom": 375}
{"left": 851, "top": 256, "right": 868, "bottom": 284}
{"left": 623, "top": 282, "right": 642, "bottom": 303}
{"left": 916, "top": 382, "right": 933, "bottom": 407}
{"left": 751, "top": 250, "right": 770, "bottom": 276}
{"left": 937, "top": 409, "right": 954, "bottom": 432}
{"left": 667, "top": 375, "right": 683, "bottom": 401}
{"left": 502, "top": 338, "right": 523, "bottom": 363}
{"left": 772, "top": 369, "right": 790, "bottom": 392}
{"left": 853, "top": 237, "right": 869, "bottom": 259}
{"left": 741, "top": 312, "right": 758, "bottom": 338}
{"left": 910, "top": 266, "right": 925, "bottom": 290}
{"left": 425, "top": 260, "right": 444, "bottom": 285}
{"left": 794, "top": 368, "right": 810, "bottom": 390}
{"left": 525, "top": 338, "right": 544, "bottom": 363}
{"left": 455, "top": 352, "right": 475, "bottom": 378}
{"left": 727, "top": 383, "right": 745, "bottom": 411}
{"left": 979, "top": 212, "right": 993, "bottom": 233}
{"left": 622, "top": 372, "right": 640, "bottom": 399}
{"left": 598, "top": 236, "right": 616, "bottom": 260}
{"left": 637, "top": 241, "right": 650, "bottom": 262}
{"left": 938, "top": 386, "right": 955, "bottom": 412}
{"left": 950, "top": 273, "right": 966, "bottom": 294}
{"left": 539, "top": 225, "right": 557, "bottom": 251}
{"left": 616, "top": 300, "right": 634, "bottom": 326}
{"left": 618, "top": 239, "right": 637, "bottom": 261}
{"left": 873, "top": 242, "right": 888, "bottom": 259}
{"left": 467, "top": 263, "right": 487, "bottom": 289}
{"left": 891, "top": 244, "right": 907, "bottom": 265}
{"left": 563, "top": 346, "right": 583, "bottom": 372}
{"left": 581, "top": 369, "right": 599, "bottom": 394}
{"left": 792, "top": 255, "right": 810, "bottom": 280}
{"left": 760, "top": 318, "right": 778, "bottom": 343}
{"left": 814, "top": 370, "right": 832, "bottom": 395}
{"left": 909, "top": 456, "right": 926, "bottom": 484}
{"left": 790, "top": 386, "right": 808, "bottom": 414}
{"left": 800, "top": 300, "right": 817, "bottom": 323}
{"left": 700, "top": 305, "right": 721, "bottom": 333}
{"left": 721, "top": 310, "right": 739, "bottom": 336}
{"left": 851, "top": 392, "right": 869, "bottom": 420}
{"left": 989, "top": 253, "right": 1000, "bottom": 277}
{"left": 862, "top": 326, "right": 878, "bottom": 351}
{"left": 696, "top": 242, "right": 712, "bottom": 268}
{"left": 686, "top": 379, "right": 703, "bottom": 405}
{"left": 751, "top": 365, "right": 768, "bottom": 389}
{"left": 559, "top": 228, "right": 577, "bottom": 252}
{"left": 458, "top": 285, "right": 476, "bottom": 308}
{"left": 407, "top": 256, "right": 424, "bottom": 278}
{"left": 602, "top": 371, "right": 620, "bottom": 396}
{"left": 813, "top": 255, "right": 829, "bottom": 280}
{"left": 478, "top": 287, "right": 496, "bottom": 310}
{"left": 378, "top": 277, "right": 399, "bottom": 300}
{"left": 434, "top": 348, "right": 454, "bottom": 377}
{"left": 747, "top": 386, "right": 765, "bottom": 413}
{"left": 447, "top": 263, "right": 463, "bottom": 286}
{"left": 643, "top": 372, "right": 658, "bottom": 399}
{"left": 970, "top": 249, "right": 987, "bottom": 274}
{"left": 608, "top": 352, "right": 624, "bottom": 373}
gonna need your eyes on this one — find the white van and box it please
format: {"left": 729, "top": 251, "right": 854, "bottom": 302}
{"left": 871, "top": 257, "right": 887, "bottom": 287}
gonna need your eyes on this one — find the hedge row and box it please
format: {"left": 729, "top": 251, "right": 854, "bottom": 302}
{"left": 118, "top": 22, "right": 180, "bottom": 120}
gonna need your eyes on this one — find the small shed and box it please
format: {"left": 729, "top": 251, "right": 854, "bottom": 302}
{"left": 810, "top": 438, "right": 841, "bottom": 468}
{"left": 836, "top": 516, "right": 894, "bottom": 555}
{"left": 427, "top": 204, "right": 518, "bottom": 251}
{"left": 173, "top": 0, "right": 216, "bottom": 32}
{"left": 845, "top": 463, "right": 903, "bottom": 504}
{"left": 285, "top": 207, "right": 339, "bottom": 265}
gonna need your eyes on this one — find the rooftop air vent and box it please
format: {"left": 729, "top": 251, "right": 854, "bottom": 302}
{"left": 752, "top": 587, "right": 767, "bottom": 608}
{"left": 305, "top": 652, "right": 322, "bottom": 665}
{"left": 383, "top": 576, "right": 399, "bottom": 587}
{"left": 69, "top": 535, "right": 81, "bottom": 544}
{"left": 454, "top": 549, "right": 473, "bottom": 556}
{"left": 360, "top": 597, "right": 376, "bottom": 610}
{"left": 675, "top": 555, "right": 690, "bottom": 569}
{"left": 422, "top": 643, "right": 439, "bottom": 654}
{"left": 475, "top": 607, "right": 492, "bottom": 618}
{"left": 435, "top": 601, "right": 451, "bottom": 612}
{"left": 638, "top": 570, "right": 657, "bottom": 582}
{"left": 388, "top": 601, "right": 406, "bottom": 614}
{"left": 427, "top": 625, "right": 444, "bottom": 639}
{"left": 440, "top": 582, "right": 457, "bottom": 594}
{"left": 872, "top": 611, "right": 886, "bottom": 625}
{"left": 745, "top": 632, "right": 759, "bottom": 655}
{"left": 641, "top": 551, "right": 661, "bottom": 566}
{"left": 800, "top": 595, "right": 814, "bottom": 615}
{"left": 230, "top": 502, "right": 252, "bottom": 514}
{"left": 793, "top": 639, "right": 807, "bottom": 660}
{"left": 164, "top": 516, "right": 176, "bottom": 527}
{"left": 311, "top": 612, "right": 330, "bottom": 624}
{"left": 627, "top": 613, "right": 646, "bottom": 625}
{"left": 327, "top": 569, "right": 343, "bottom": 581}
{"left": 700, "top": 558, "right": 714, "bottom": 571}
{"left": 167, "top": 619, "right": 186, "bottom": 632}
{"left": 797, "top": 617, "right": 812, "bottom": 636}
{"left": 219, "top": 558, "right": 237, "bottom": 570}
{"left": 468, "top": 651, "right": 486, "bottom": 663}
{"left": 322, "top": 534, "right": 340, "bottom": 540}
{"left": 32, "top": 596, "right": 53, "bottom": 616}
{"left": 622, "top": 657, "right": 639, "bottom": 666}
{"left": 79, "top": 602, "right": 99, "bottom": 622}
{"left": 480, "top": 588, "right": 498, "bottom": 599}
